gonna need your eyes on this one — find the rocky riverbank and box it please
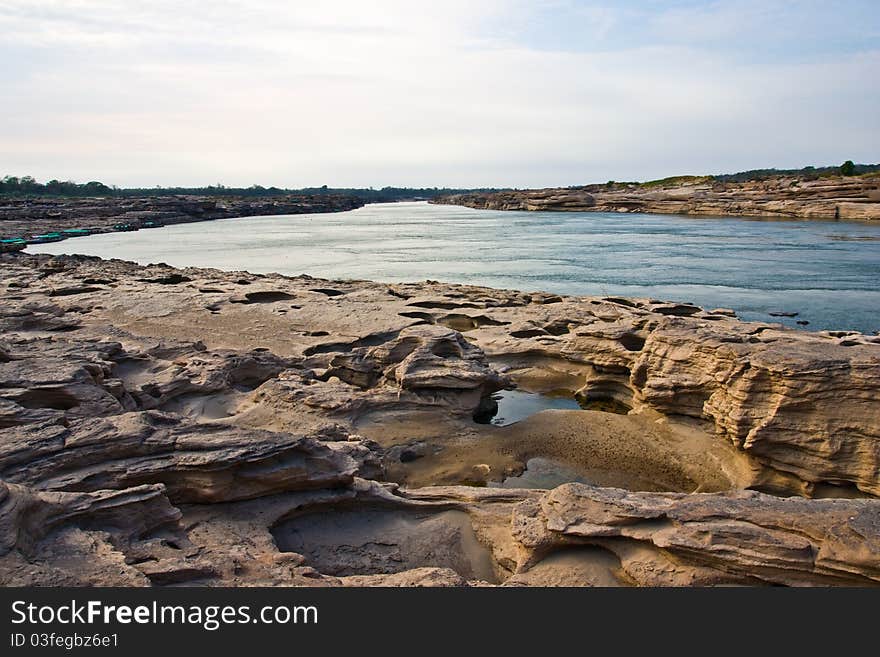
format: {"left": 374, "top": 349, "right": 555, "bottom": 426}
{"left": 1, "top": 252, "right": 878, "bottom": 586}
{"left": 434, "top": 173, "right": 880, "bottom": 220}
{"left": 0, "top": 195, "right": 364, "bottom": 252}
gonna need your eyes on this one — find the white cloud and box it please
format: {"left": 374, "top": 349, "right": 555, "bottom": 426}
{"left": 1, "top": 0, "right": 877, "bottom": 187}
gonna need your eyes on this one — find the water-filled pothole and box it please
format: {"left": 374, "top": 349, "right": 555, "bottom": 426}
{"left": 473, "top": 389, "right": 629, "bottom": 426}
{"left": 490, "top": 457, "right": 665, "bottom": 491}
{"left": 474, "top": 390, "right": 579, "bottom": 426}
{"left": 490, "top": 457, "right": 592, "bottom": 489}
{"left": 271, "top": 507, "right": 499, "bottom": 582}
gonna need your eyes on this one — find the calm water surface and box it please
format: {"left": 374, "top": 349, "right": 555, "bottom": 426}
{"left": 28, "top": 201, "right": 880, "bottom": 333}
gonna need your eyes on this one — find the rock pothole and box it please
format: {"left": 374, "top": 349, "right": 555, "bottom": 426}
{"left": 230, "top": 290, "right": 297, "bottom": 304}
{"left": 271, "top": 506, "right": 499, "bottom": 582}
{"left": 473, "top": 388, "right": 630, "bottom": 427}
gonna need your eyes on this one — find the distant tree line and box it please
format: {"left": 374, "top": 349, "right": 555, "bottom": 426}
{"left": 4, "top": 162, "right": 876, "bottom": 199}
{"left": 714, "top": 161, "right": 879, "bottom": 183}
{"left": 0, "top": 176, "right": 115, "bottom": 196}
{"left": 0, "top": 176, "right": 505, "bottom": 201}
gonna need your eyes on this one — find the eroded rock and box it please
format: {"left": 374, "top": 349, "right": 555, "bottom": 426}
{"left": 511, "top": 483, "right": 880, "bottom": 586}
{"left": 435, "top": 173, "right": 880, "bottom": 221}
{"left": 0, "top": 252, "right": 878, "bottom": 587}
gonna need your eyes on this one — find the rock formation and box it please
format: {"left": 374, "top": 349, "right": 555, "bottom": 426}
{"left": 434, "top": 173, "right": 880, "bottom": 221}
{"left": 0, "top": 194, "right": 364, "bottom": 252}
{"left": 0, "top": 252, "right": 878, "bottom": 586}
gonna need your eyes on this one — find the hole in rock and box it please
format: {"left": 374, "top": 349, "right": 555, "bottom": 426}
{"left": 271, "top": 507, "right": 498, "bottom": 582}
{"left": 309, "top": 288, "right": 345, "bottom": 297}
{"left": 603, "top": 297, "right": 641, "bottom": 309}
{"left": 543, "top": 321, "right": 572, "bottom": 336}
{"left": 303, "top": 330, "right": 400, "bottom": 356}
{"left": 436, "top": 314, "right": 509, "bottom": 332}
{"left": 407, "top": 300, "right": 480, "bottom": 310}
{"left": 509, "top": 328, "right": 547, "bottom": 338}
{"left": 48, "top": 286, "right": 103, "bottom": 297}
{"left": 138, "top": 274, "right": 191, "bottom": 285}
{"left": 430, "top": 341, "right": 461, "bottom": 358}
{"left": 473, "top": 390, "right": 581, "bottom": 427}
{"left": 48, "top": 324, "right": 81, "bottom": 333}
{"left": 231, "top": 291, "right": 296, "bottom": 304}
{"left": 398, "top": 311, "right": 434, "bottom": 322}
{"left": 576, "top": 395, "right": 632, "bottom": 414}
{"left": 653, "top": 304, "right": 701, "bottom": 316}
{"left": 510, "top": 546, "right": 629, "bottom": 587}
{"left": 15, "top": 387, "right": 80, "bottom": 410}
{"left": 161, "top": 392, "right": 242, "bottom": 421}
{"left": 618, "top": 333, "right": 646, "bottom": 352}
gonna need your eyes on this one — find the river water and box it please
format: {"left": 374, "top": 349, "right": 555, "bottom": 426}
{"left": 28, "top": 201, "right": 880, "bottom": 333}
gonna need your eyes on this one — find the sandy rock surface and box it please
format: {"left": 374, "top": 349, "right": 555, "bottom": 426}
{"left": 435, "top": 173, "right": 880, "bottom": 221}
{"left": 0, "top": 195, "right": 363, "bottom": 251}
{"left": 1, "top": 252, "right": 878, "bottom": 586}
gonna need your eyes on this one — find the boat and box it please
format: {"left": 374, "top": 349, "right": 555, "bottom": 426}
{"left": 0, "top": 238, "right": 27, "bottom": 253}
{"left": 28, "top": 232, "right": 65, "bottom": 244}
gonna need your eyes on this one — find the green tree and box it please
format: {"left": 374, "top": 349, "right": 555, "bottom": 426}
{"left": 840, "top": 160, "right": 856, "bottom": 176}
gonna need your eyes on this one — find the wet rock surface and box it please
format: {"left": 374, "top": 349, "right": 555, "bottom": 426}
{"left": 0, "top": 252, "right": 878, "bottom": 586}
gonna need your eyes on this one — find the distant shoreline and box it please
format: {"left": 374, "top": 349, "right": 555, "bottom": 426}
{"left": 0, "top": 194, "right": 363, "bottom": 252}
{"left": 433, "top": 172, "right": 880, "bottom": 222}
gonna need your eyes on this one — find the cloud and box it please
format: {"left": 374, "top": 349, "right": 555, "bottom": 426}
{"left": 0, "top": 0, "right": 877, "bottom": 187}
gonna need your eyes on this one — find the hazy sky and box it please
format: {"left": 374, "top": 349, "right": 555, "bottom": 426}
{"left": 2, "top": 0, "right": 878, "bottom": 188}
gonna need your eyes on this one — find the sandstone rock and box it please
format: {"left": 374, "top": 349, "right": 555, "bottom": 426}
{"left": 0, "top": 252, "right": 878, "bottom": 587}
{"left": 434, "top": 173, "right": 880, "bottom": 221}
{"left": 633, "top": 322, "right": 880, "bottom": 494}
{"left": 0, "top": 412, "right": 365, "bottom": 503}
{"left": 0, "top": 480, "right": 180, "bottom": 557}
{"left": 338, "top": 567, "right": 466, "bottom": 587}
{"left": 511, "top": 483, "right": 880, "bottom": 586}
{"left": 0, "top": 194, "right": 364, "bottom": 245}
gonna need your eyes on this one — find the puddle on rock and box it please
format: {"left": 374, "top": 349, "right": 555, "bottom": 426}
{"left": 473, "top": 389, "right": 581, "bottom": 426}
{"left": 271, "top": 507, "right": 499, "bottom": 582}
{"left": 490, "top": 456, "right": 662, "bottom": 491}
{"left": 491, "top": 457, "right": 594, "bottom": 489}
{"left": 474, "top": 389, "right": 629, "bottom": 427}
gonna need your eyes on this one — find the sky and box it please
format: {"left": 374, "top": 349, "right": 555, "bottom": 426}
{"left": 1, "top": 0, "right": 878, "bottom": 188}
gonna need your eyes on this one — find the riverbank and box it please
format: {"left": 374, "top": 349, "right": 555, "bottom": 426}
{"left": 0, "top": 194, "right": 364, "bottom": 252}
{"left": 434, "top": 173, "right": 880, "bottom": 220}
{"left": 1, "top": 252, "right": 878, "bottom": 586}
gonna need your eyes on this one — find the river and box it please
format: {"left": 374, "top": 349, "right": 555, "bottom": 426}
{"left": 28, "top": 201, "right": 880, "bottom": 333}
